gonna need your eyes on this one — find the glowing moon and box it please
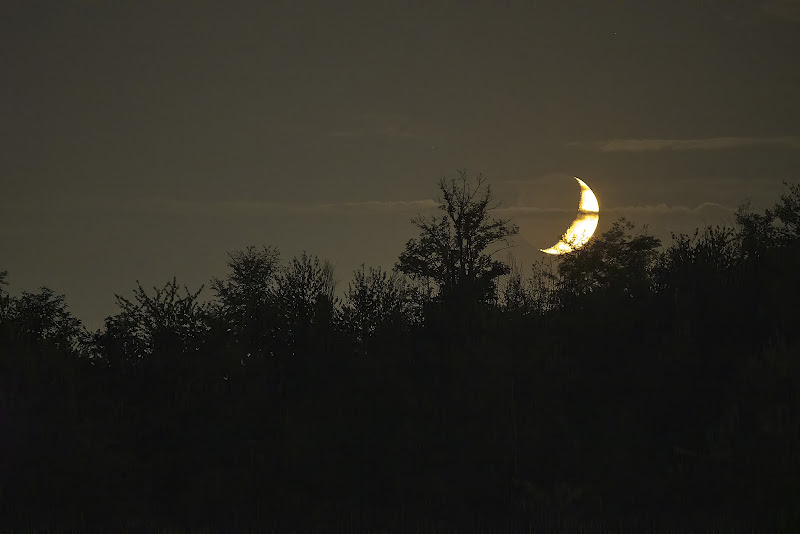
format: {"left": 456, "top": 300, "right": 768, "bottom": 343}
{"left": 540, "top": 177, "right": 600, "bottom": 255}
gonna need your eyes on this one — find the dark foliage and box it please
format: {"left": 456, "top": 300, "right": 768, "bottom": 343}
{"left": 2, "top": 179, "right": 800, "bottom": 529}
{"left": 396, "top": 169, "right": 518, "bottom": 307}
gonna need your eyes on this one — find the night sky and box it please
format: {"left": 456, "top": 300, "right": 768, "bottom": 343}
{"left": 2, "top": 0, "right": 799, "bottom": 328}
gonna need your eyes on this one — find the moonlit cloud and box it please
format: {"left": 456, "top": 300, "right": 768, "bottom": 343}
{"left": 498, "top": 206, "right": 579, "bottom": 216}
{"left": 502, "top": 202, "right": 734, "bottom": 217}
{"left": 319, "top": 199, "right": 438, "bottom": 211}
{"left": 571, "top": 136, "right": 800, "bottom": 152}
{"left": 603, "top": 202, "right": 734, "bottom": 214}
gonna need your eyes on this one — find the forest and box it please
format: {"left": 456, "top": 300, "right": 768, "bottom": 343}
{"left": 2, "top": 174, "right": 800, "bottom": 529}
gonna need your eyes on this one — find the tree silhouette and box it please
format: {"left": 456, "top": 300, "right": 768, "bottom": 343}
{"left": 210, "top": 245, "right": 282, "bottom": 361}
{"left": 556, "top": 218, "right": 661, "bottom": 302}
{"left": 274, "top": 251, "right": 336, "bottom": 352}
{"left": 773, "top": 181, "right": 800, "bottom": 240}
{"left": 0, "top": 270, "right": 11, "bottom": 320}
{"left": 340, "top": 264, "right": 414, "bottom": 354}
{"left": 0, "top": 277, "right": 84, "bottom": 353}
{"left": 212, "top": 245, "right": 281, "bottom": 317}
{"left": 3, "top": 179, "right": 800, "bottom": 529}
{"left": 94, "top": 278, "right": 208, "bottom": 367}
{"left": 396, "top": 170, "right": 518, "bottom": 305}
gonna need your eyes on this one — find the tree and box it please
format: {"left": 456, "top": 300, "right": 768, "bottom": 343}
{"left": 498, "top": 255, "right": 558, "bottom": 316}
{"left": 340, "top": 264, "right": 414, "bottom": 352}
{"left": 0, "top": 270, "right": 12, "bottom": 323}
{"left": 276, "top": 251, "right": 336, "bottom": 326}
{"left": 735, "top": 200, "right": 777, "bottom": 260}
{"left": 556, "top": 218, "right": 661, "bottom": 302}
{"left": 210, "top": 245, "right": 282, "bottom": 359}
{"left": 772, "top": 181, "right": 800, "bottom": 241}
{"left": 95, "top": 278, "right": 208, "bottom": 366}
{"left": 273, "top": 251, "right": 337, "bottom": 355}
{"left": 211, "top": 245, "right": 281, "bottom": 315}
{"left": 396, "top": 170, "right": 518, "bottom": 305}
{"left": 0, "top": 275, "right": 84, "bottom": 351}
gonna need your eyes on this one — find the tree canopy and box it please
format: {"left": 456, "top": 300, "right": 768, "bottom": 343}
{"left": 396, "top": 170, "right": 518, "bottom": 304}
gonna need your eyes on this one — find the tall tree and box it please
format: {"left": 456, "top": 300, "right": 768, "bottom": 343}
{"left": 210, "top": 245, "right": 282, "bottom": 359}
{"left": 396, "top": 170, "right": 518, "bottom": 304}
{"left": 212, "top": 245, "right": 281, "bottom": 315}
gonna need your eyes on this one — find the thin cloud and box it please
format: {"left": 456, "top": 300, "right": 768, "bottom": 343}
{"left": 140, "top": 197, "right": 438, "bottom": 216}
{"left": 501, "top": 172, "right": 574, "bottom": 185}
{"left": 319, "top": 199, "right": 438, "bottom": 211}
{"left": 604, "top": 202, "right": 734, "bottom": 214}
{"left": 571, "top": 136, "right": 800, "bottom": 152}
{"left": 503, "top": 202, "right": 734, "bottom": 217}
{"left": 499, "top": 206, "right": 577, "bottom": 216}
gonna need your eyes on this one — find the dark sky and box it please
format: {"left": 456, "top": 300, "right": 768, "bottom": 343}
{"left": 2, "top": 0, "right": 799, "bottom": 328}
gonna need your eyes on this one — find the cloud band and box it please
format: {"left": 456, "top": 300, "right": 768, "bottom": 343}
{"left": 572, "top": 136, "right": 800, "bottom": 152}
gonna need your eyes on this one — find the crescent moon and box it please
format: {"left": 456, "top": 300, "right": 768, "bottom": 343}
{"left": 540, "top": 177, "right": 600, "bottom": 255}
